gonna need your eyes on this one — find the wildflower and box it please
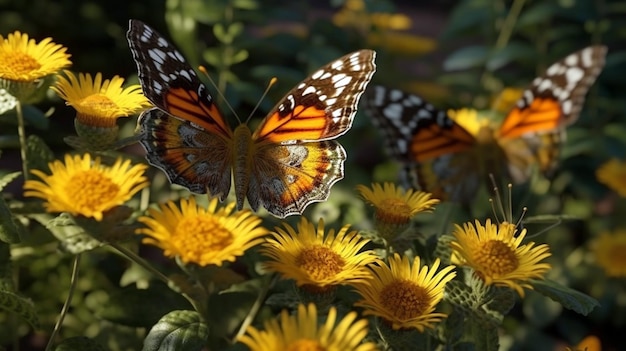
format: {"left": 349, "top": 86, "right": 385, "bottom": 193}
{"left": 592, "top": 230, "right": 626, "bottom": 277}
{"left": 239, "top": 303, "right": 378, "bottom": 351}
{"left": 0, "top": 31, "right": 70, "bottom": 101}
{"left": 353, "top": 253, "right": 456, "bottom": 331}
{"left": 52, "top": 71, "right": 149, "bottom": 128}
{"left": 596, "top": 158, "right": 626, "bottom": 197}
{"left": 357, "top": 182, "right": 438, "bottom": 239}
{"left": 23, "top": 153, "right": 148, "bottom": 221}
{"left": 447, "top": 108, "right": 486, "bottom": 137}
{"left": 137, "top": 197, "right": 267, "bottom": 267}
{"left": 261, "top": 217, "right": 378, "bottom": 291}
{"left": 450, "top": 219, "right": 552, "bottom": 297}
{"left": 565, "top": 335, "right": 601, "bottom": 351}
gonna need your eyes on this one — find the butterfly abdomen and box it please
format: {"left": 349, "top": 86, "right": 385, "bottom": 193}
{"left": 233, "top": 124, "right": 255, "bottom": 210}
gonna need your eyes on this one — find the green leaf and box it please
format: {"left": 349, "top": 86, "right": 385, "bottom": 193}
{"left": 443, "top": 45, "right": 489, "bottom": 71}
{"left": 0, "top": 289, "right": 40, "bottom": 329}
{"left": 143, "top": 310, "right": 209, "bottom": 351}
{"left": 0, "top": 196, "right": 25, "bottom": 244}
{"left": 26, "top": 134, "right": 54, "bottom": 175}
{"left": 486, "top": 42, "right": 537, "bottom": 71}
{"left": 531, "top": 278, "right": 600, "bottom": 315}
{"left": 0, "top": 171, "right": 21, "bottom": 191}
{"left": 54, "top": 336, "right": 107, "bottom": 351}
{"left": 99, "top": 283, "right": 192, "bottom": 328}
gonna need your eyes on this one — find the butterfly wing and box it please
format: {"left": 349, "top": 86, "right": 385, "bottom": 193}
{"left": 127, "top": 20, "right": 233, "bottom": 199}
{"left": 364, "top": 86, "right": 479, "bottom": 201}
{"left": 498, "top": 45, "right": 607, "bottom": 180}
{"left": 247, "top": 50, "right": 376, "bottom": 217}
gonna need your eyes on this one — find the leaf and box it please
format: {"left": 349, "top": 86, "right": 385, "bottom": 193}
{"left": 0, "top": 289, "right": 40, "bottom": 329}
{"left": 0, "top": 196, "right": 25, "bottom": 244}
{"left": 0, "top": 171, "right": 21, "bottom": 191}
{"left": 99, "top": 283, "right": 192, "bottom": 328}
{"left": 486, "top": 42, "right": 537, "bottom": 71}
{"left": 443, "top": 45, "right": 489, "bottom": 71}
{"left": 26, "top": 134, "right": 54, "bottom": 175}
{"left": 54, "top": 336, "right": 107, "bottom": 351}
{"left": 143, "top": 310, "right": 209, "bottom": 351}
{"left": 531, "top": 278, "right": 600, "bottom": 315}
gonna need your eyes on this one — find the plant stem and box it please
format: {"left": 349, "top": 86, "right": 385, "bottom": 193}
{"left": 494, "top": 0, "right": 527, "bottom": 50}
{"left": 45, "top": 254, "right": 82, "bottom": 351}
{"left": 16, "top": 101, "right": 29, "bottom": 180}
{"left": 109, "top": 243, "right": 203, "bottom": 314}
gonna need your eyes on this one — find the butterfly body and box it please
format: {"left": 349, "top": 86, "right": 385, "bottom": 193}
{"left": 127, "top": 20, "right": 376, "bottom": 217}
{"left": 365, "top": 45, "right": 606, "bottom": 202}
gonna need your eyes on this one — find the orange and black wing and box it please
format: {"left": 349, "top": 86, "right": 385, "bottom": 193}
{"left": 127, "top": 20, "right": 233, "bottom": 199}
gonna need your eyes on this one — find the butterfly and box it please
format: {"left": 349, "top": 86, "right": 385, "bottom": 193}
{"left": 364, "top": 45, "right": 607, "bottom": 203}
{"left": 126, "top": 20, "right": 376, "bottom": 217}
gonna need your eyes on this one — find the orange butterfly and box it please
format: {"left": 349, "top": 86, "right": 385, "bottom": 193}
{"left": 126, "top": 20, "right": 377, "bottom": 217}
{"left": 364, "top": 46, "right": 606, "bottom": 202}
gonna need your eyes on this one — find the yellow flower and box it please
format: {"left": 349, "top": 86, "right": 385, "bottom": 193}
{"left": 491, "top": 87, "right": 524, "bottom": 114}
{"left": 352, "top": 253, "right": 456, "bottom": 331}
{"left": 23, "top": 153, "right": 148, "bottom": 221}
{"left": 0, "top": 31, "right": 71, "bottom": 82}
{"left": 52, "top": 71, "right": 150, "bottom": 127}
{"left": 447, "top": 108, "right": 488, "bottom": 137}
{"left": 450, "top": 219, "right": 552, "bottom": 297}
{"left": 565, "top": 335, "right": 601, "bottom": 351}
{"left": 239, "top": 303, "right": 378, "bottom": 351}
{"left": 357, "top": 182, "right": 439, "bottom": 239}
{"left": 137, "top": 197, "right": 268, "bottom": 267}
{"left": 592, "top": 230, "right": 626, "bottom": 277}
{"left": 596, "top": 159, "right": 626, "bottom": 197}
{"left": 261, "top": 217, "right": 379, "bottom": 290}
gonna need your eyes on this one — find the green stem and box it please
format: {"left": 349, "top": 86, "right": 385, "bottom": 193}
{"left": 45, "top": 254, "right": 82, "bottom": 351}
{"left": 232, "top": 274, "right": 276, "bottom": 342}
{"left": 16, "top": 101, "right": 29, "bottom": 180}
{"left": 109, "top": 243, "right": 203, "bottom": 313}
{"left": 494, "top": 0, "right": 527, "bottom": 50}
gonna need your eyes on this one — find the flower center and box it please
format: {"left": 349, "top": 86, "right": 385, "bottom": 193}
{"left": 0, "top": 52, "right": 41, "bottom": 79}
{"left": 78, "top": 94, "right": 119, "bottom": 114}
{"left": 285, "top": 339, "right": 325, "bottom": 351}
{"left": 295, "top": 245, "right": 345, "bottom": 281}
{"left": 65, "top": 169, "right": 120, "bottom": 213}
{"left": 173, "top": 215, "right": 234, "bottom": 260}
{"left": 475, "top": 240, "right": 519, "bottom": 275}
{"left": 380, "top": 279, "right": 430, "bottom": 320}
{"left": 376, "top": 198, "right": 412, "bottom": 224}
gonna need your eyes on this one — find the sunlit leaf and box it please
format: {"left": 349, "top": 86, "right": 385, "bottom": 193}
{"left": 143, "top": 310, "right": 209, "bottom": 351}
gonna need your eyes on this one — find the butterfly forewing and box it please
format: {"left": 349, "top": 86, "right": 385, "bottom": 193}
{"left": 499, "top": 45, "right": 607, "bottom": 139}
{"left": 127, "top": 20, "right": 232, "bottom": 138}
{"left": 253, "top": 50, "right": 377, "bottom": 144}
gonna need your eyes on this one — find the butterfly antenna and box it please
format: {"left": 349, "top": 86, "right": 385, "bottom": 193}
{"left": 198, "top": 65, "right": 242, "bottom": 123}
{"left": 244, "top": 77, "right": 278, "bottom": 125}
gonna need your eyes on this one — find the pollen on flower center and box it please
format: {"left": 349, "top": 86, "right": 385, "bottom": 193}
{"left": 380, "top": 279, "right": 430, "bottom": 320}
{"left": 65, "top": 170, "right": 120, "bottom": 211}
{"left": 285, "top": 338, "right": 324, "bottom": 351}
{"left": 476, "top": 240, "right": 519, "bottom": 275}
{"left": 78, "top": 94, "right": 118, "bottom": 112}
{"left": 174, "top": 216, "right": 234, "bottom": 255}
{"left": 376, "top": 198, "right": 411, "bottom": 224}
{"left": 295, "top": 245, "right": 345, "bottom": 280}
{"left": 0, "top": 52, "right": 41, "bottom": 77}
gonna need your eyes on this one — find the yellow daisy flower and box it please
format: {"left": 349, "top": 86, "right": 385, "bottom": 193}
{"left": 0, "top": 31, "right": 71, "bottom": 82}
{"left": 261, "top": 217, "right": 379, "bottom": 291}
{"left": 596, "top": 158, "right": 626, "bottom": 197}
{"left": 353, "top": 253, "right": 456, "bottom": 331}
{"left": 450, "top": 219, "right": 552, "bottom": 297}
{"left": 592, "top": 230, "right": 626, "bottom": 277}
{"left": 137, "top": 197, "right": 268, "bottom": 267}
{"left": 357, "top": 182, "right": 439, "bottom": 239}
{"left": 23, "top": 153, "right": 148, "bottom": 221}
{"left": 52, "top": 71, "right": 150, "bottom": 128}
{"left": 238, "top": 303, "right": 378, "bottom": 351}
